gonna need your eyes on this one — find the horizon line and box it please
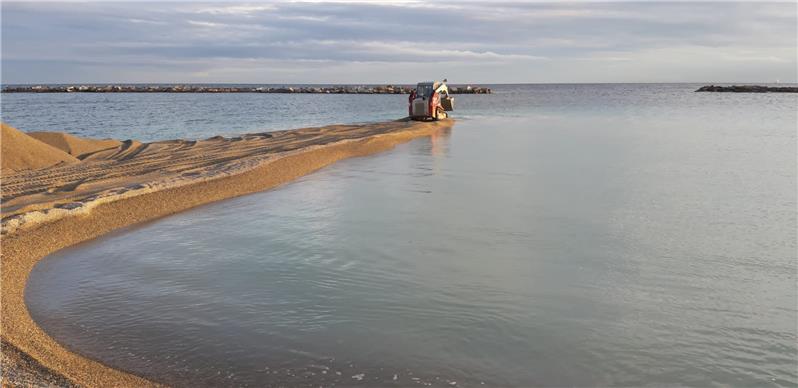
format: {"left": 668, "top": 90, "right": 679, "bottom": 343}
{"left": 3, "top": 81, "right": 796, "bottom": 86}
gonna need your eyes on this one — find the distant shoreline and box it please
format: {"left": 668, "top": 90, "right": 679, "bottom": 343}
{"left": 1, "top": 84, "right": 491, "bottom": 94}
{"left": 695, "top": 85, "right": 798, "bottom": 93}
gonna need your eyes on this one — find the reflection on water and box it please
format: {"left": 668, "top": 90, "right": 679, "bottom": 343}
{"left": 429, "top": 126, "right": 451, "bottom": 158}
{"left": 25, "top": 86, "right": 798, "bottom": 387}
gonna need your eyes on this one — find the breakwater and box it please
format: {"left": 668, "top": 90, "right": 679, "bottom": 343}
{"left": 696, "top": 85, "right": 798, "bottom": 93}
{"left": 1, "top": 84, "right": 491, "bottom": 94}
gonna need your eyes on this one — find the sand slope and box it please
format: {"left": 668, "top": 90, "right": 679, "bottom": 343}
{"left": 28, "top": 131, "right": 122, "bottom": 159}
{"left": 1, "top": 119, "right": 454, "bottom": 388}
{"left": 1, "top": 339, "right": 78, "bottom": 387}
{"left": 1, "top": 124, "right": 79, "bottom": 172}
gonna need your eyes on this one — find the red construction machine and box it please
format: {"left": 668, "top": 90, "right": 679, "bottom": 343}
{"left": 409, "top": 80, "right": 454, "bottom": 120}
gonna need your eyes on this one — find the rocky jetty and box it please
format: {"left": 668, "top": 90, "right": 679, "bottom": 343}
{"left": 695, "top": 85, "right": 798, "bottom": 93}
{"left": 2, "top": 84, "right": 492, "bottom": 94}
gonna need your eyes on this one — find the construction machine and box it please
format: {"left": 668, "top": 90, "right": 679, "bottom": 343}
{"left": 409, "top": 80, "right": 454, "bottom": 120}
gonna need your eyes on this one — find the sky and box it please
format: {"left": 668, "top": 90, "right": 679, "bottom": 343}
{"left": 1, "top": 1, "right": 796, "bottom": 84}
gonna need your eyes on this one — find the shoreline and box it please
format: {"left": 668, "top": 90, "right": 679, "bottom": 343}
{"left": 1, "top": 119, "right": 454, "bottom": 387}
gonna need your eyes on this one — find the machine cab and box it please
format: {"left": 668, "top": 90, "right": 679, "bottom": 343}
{"left": 416, "top": 82, "right": 435, "bottom": 99}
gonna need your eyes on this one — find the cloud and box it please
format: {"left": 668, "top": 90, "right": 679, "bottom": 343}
{"left": 127, "top": 18, "right": 167, "bottom": 25}
{"left": 186, "top": 20, "right": 224, "bottom": 28}
{"left": 1, "top": 1, "right": 795, "bottom": 83}
{"left": 191, "top": 4, "right": 276, "bottom": 16}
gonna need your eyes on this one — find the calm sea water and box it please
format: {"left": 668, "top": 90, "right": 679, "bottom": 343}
{"left": 22, "top": 85, "right": 798, "bottom": 387}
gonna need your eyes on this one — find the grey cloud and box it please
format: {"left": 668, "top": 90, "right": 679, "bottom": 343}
{"left": 1, "top": 1, "right": 795, "bottom": 83}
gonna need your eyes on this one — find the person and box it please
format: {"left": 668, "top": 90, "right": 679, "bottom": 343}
{"left": 408, "top": 89, "right": 417, "bottom": 116}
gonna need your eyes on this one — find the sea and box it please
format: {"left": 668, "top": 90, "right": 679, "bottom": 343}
{"left": 6, "top": 84, "right": 797, "bottom": 387}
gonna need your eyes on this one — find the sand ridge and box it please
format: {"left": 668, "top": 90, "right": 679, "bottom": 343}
{"left": 28, "top": 131, "right": 123, "bottom": 159}
{"left": 3, "top": 120, "right": 451, "bottom": 232}
{"left": 0, "top": 124, "right": 79, "bottom": 172}
{"left": 1, "top": 118, "right": 454, "bottom": 387}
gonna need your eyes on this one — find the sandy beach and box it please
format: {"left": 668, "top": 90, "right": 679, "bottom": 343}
{"left": 0, "top": 119, "right": 453, "bottom": 387}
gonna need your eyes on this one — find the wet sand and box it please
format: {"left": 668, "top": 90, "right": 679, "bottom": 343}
{"left": 0, "top": 118, "right": 454, "bottom": 387}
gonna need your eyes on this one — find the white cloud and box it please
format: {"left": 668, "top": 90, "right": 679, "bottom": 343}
{"left": 187, "top": 20, "right": 224, "bottom": 28}
{"left": 350, "top": 41, "right": 548, "bottom": 61}
{"left": 127, "top": 18, "right": 166, "bottom": 25}
{"left": 192, "top": 4, "right": 276, "bottom": 15}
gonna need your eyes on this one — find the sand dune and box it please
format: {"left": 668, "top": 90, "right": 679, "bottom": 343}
{"left": 1, "top": 124, "right": 79, "bottom": 172}
{"left": 28, "top": 131, "right": 122, "bottom": 159}
{"left": 1, "top": 118, "right": 454, "bottom": 387}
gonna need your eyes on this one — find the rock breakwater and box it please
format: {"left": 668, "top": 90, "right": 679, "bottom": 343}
{"left": 2, "top": 84, "right": 492, "bottom": 94}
